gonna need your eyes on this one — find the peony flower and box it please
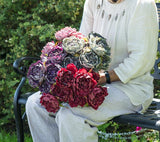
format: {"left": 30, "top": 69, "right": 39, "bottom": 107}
{"left": 62, "top": 36, "right": 85, "bottom": 55}
{"left": 40, "top": 93, "right": 60, "bottom": 113}
{"left": 41, "top": 41, "right": 56, "bottom": 59}
{"left": 88, "top": 32, "right": 110, "bottom": 56}
{"left": 41, "top": 44, "right": 67, "bottom": 64}
{"left": 39, "top": 80, "right": 51, "bottom": 93}
{"left": 56, "top": 65, "right": 76, "bottom": 88}
{"left": 71, "top": 31, "right": 86, "bottom": 39}
{"left": 87, "top": 86, "right": 108, "bottom": 110}
{"left": 79, "top": 47, "right": 100, "bottom": 69}
{"left": 27, "top": 60, "right": 45, "bottom": 88}
{"left": 86, "top": 68, "right": 100, "bottom": 82}
{"left": 45, "top": 63, "right": 61, "bottom": 84}
{"left": 58, "top": 87, "right": 73, "bottom": 102}
{"left": 66, "top": 63, "right": 78, "bottom": 74}
{"left": 98, "top": 54, "right": 111, "bottom": 71}
{"left": 47, "top": 45, "right": 63, "bottom": 57}
{"left": 55, "top": 27, "right": 77, "bottom": 40}
{"left": 62, "top": 55, "right": 82, "bottom": 69}
{"left": 73, "top": 68, "right": 97, "bottom": 97}
{"left": 69, "top": 93, "right": 87, "bottom": 107}
{"left": 50, "top": 84, "right": 72, "bottom": 102}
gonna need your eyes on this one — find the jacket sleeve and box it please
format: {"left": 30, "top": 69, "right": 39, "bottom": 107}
{"left": 79, "top": 0, "right": 95, "bottom": 36}
{"left": 114, "top": 0, "right": 159, "bottom": 84}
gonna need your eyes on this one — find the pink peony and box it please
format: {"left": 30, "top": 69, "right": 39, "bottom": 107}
{"left": 41, "top": 41, "right": 55, "bottom": 58}
{"left": 55, "top": 27, "right": 77, "bottom": 40}
{"left": 71, "top": 31, "right": 86, "bottom": 39}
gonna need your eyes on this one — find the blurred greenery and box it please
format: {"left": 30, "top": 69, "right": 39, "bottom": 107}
{"left": 0, "top": 0, "right": 84, "bottom": 127}
{"left": 0, "top": 129, "right": 32, "bottom": 142}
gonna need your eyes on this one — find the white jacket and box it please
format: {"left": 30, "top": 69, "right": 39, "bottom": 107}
{"left": 80, "top": 0, "right": 159, "bottom": 112}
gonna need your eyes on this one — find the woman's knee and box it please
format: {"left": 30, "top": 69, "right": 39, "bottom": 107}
{"left": 26, "top": 91, "right": 41, "bottom": 114}
{"left": 55, "top": 107, "right": 74, "bottom": 125}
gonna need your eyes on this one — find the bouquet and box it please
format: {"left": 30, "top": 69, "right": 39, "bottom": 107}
{"left": 27, "top": 27, "right": 111, "bottom": 113}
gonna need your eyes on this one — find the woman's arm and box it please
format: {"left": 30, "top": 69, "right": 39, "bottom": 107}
{"left": 98, "top": 70, "right": 120, "bottom": 85}
{"left": 99, "top": 1, "right": 158, "bottom": 85}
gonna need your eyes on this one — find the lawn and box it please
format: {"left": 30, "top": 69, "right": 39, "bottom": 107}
{"left": 0, "top": 127, "right": 159, "bottom": 142}
{"left": 0, "top": 129, "right": 32, "bottom": 142}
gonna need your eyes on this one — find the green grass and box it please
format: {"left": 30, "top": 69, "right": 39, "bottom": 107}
{"left": 98, "top": 122, "right": 160, "bottom": 142}
{"left": 0, "top": 129, "right": 32, "bottom": 142}
{"left": 0, "top": 127, "right": 159, "bottom": 142}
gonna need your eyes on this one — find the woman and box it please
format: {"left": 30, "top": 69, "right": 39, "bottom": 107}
{"left": 26, "top": 0, "right": 159, "bottom": 141}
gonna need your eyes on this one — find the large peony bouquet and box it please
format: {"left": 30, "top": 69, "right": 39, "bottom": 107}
{"left": 27, "top": 27, "right": 110, "bottom": 113}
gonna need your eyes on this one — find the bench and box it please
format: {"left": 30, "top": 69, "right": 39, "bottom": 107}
{"left": 13, "top": 3, "right": 160, "bottom": 142}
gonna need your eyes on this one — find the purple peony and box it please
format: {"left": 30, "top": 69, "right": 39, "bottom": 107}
{"left": 41, "top": 41, "right": 55, "bottom": 58}
{"left": 41, "top": 45, "right": 67, "bottom": 64}
{"left": 27, "top": 60, "right": 45, "bottom": 88}
{"left": 39, "top": 80, "right": 51, "bottom": 93}
{"left": 45, "top": 63, "right": 61, "bottom": 84}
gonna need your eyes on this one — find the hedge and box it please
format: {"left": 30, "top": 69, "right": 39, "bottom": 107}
{"left": 0, "top": 0, "right": 84, "bottom": 127}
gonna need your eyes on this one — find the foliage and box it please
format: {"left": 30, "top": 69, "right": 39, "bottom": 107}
{"left": 98, "top": 121, "right": 159, "bottom": 142}
{"left": 0, "top": 129, "right": 32, "bottom": 142}
{"left": 0, "top": 0, "right": 85, "bottom": 126}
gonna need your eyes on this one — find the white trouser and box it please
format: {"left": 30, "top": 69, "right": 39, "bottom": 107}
{"left": 26, "top": 84, "right": 142, "bottom": 142}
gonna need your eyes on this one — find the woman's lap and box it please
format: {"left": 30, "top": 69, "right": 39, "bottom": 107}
{"left": 25, "top": 85, "right": 142, "bottom": 142}
{"left": 26, "top": 84, "right": 142, "bottom": 126}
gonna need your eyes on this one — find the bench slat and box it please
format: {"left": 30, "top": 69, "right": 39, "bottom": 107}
{"left": 113, "top": 99, "right": 160, "bottom": 131}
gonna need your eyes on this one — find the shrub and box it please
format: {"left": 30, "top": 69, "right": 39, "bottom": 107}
{"left": 0, "top": 0, "right": 84, "bottom": 126}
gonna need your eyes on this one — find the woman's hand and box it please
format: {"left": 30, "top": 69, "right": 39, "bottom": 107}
{"left": 97, "top": 70, "right": 106, "bottom": 85}
{"left": 97, "top": 70, "right": 121, "bottom": 85}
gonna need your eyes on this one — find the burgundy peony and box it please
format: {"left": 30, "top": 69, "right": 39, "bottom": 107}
{"left": 51, "top": 84, "right": 72, "bottom": 102}
{"left": 66, "top": 63, "right": 78, "bottom": 74}
{"left": 56, "top": 64, "right": 77, "bottom": 88}
{"left": 73, "top": 68, "right": 97, "bottom": 97}
{"left": 86, "top": 68, "right": 100, "bottom": 82}
{"left": 40, "top": 93, "right": 60, "bottom": 113}
{"left": 69, "top": 93, "right": 87, "bottom": 107}
{"left": 87, "top": 86, "right": 108, "bottom": 110}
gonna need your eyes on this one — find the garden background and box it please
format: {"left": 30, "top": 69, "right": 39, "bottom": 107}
{"left": 0, "top": 0, "right": 160, "bottom": 141}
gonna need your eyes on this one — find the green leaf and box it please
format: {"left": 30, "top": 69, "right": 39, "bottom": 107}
{"left": 7, "top": 80, "right": 19, "bottom": 88}
{"left": 131, "top": 134, "right": 139, "bottom": 142}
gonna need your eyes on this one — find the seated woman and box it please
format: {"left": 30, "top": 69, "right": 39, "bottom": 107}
{"left": 26, "top": 0, "right": 159, "bottom": 141}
